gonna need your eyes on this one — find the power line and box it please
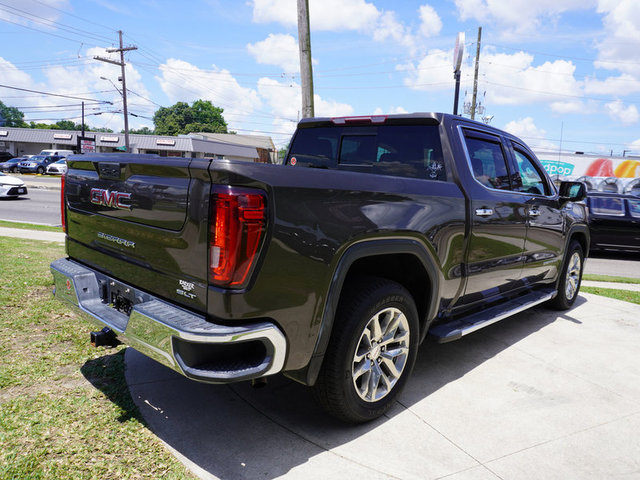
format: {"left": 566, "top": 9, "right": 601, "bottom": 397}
{"left": 0, "top": 1, "right": 113, "bottom": 43}
{"left": 0, "top": 83, "right": 112, "bottom": 103}
{"left": 486, "top": 42, "right": 640, "bottom": 67}
{"left": 30, "top": 0, "right": 117, "bottom": 34}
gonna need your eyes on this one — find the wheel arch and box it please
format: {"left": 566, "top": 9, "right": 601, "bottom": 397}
{"left": 285, "top": 238, "right": 440, "bottom": 386}
{"left": 567, "top": 225, "right": 590, "bottom": 259}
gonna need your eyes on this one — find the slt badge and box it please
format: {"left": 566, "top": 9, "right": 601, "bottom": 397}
{"left": 177, "top": 280, "right": 197, "bottom": 300}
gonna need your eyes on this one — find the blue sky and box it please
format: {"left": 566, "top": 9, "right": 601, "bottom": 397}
{"left": 1, "top": 0, "right": 640, "bottom": 152}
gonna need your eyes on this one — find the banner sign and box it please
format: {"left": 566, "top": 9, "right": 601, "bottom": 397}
{"left": 536, "top": 153, "right": 640, "bottom": 179}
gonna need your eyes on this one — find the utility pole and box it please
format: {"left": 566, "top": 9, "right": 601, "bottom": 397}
{"left": 297, "top": 0, "right": 314, "bottom": 118}
{"left": 470, "top": 26, "right": 482, "bottom": 121}
{"left": 94, "top": 30, "right": 137, "bottom": 152}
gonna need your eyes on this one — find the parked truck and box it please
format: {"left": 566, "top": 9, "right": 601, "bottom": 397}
{"left": 51, "top": 113, "right": 589, "bottom": 423}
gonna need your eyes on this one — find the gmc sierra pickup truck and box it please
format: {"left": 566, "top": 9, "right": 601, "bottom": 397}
{"left": 51, "top": 113, "right": 589, "bottom": 423}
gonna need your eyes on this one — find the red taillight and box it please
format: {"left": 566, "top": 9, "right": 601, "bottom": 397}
{"left": 209, "top": 187, "right": 266, "bottom": 288}
{"left": 60, "top": 173, "right": 66, "bottom": 233}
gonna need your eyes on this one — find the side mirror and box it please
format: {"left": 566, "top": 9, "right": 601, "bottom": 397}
{"left": 559, "top": 181, "right": 586, "bottom": 202}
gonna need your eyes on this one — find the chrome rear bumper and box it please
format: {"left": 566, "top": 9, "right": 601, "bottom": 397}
{"left": 50, "top": 258, "right": 287, "bottom": 383}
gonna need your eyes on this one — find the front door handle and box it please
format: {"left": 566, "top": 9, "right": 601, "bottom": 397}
{"left": 529, "top": 208, "right": 541, "bottom": 217}
{"left": 475, "top": 208, "right": 493, "bottom": 217}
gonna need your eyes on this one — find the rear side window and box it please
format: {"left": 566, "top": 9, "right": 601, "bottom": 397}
{"left": 287, "top": 125, "right": 446, "bottom": 181}
{"left": 287, "top": 127, "right": 340, "bottom": 168}
{"left": 463, "top": 135, "right": 511, "bottom": 190}
{"left": 591, "top": 197, "right": 624, "bottom": 216}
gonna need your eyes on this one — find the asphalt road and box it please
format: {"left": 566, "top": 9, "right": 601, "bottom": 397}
{"left": 0, "top": 187, "right": 61, "bottom": 226}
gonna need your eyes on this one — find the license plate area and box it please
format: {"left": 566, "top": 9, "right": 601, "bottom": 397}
{"left": 106, "top": 280, "right": 136, "bottom": 316}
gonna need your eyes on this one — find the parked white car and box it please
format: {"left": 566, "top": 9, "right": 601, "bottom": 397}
{"left": 0, "top": 172, "right": 28, "bottom": 198}
{"left": 46, "top": 159, "right": 68, "bottom": 175}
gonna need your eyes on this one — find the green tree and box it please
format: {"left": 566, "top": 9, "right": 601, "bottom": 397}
{"left": 128, "top": 126, "right": 154, "bottom": 135}
{"left": 153, "top": 100, "right": 228, "bottom": 136}
{"left": 0, "top": 101, "right": 28, "bottom": 127}
{"left": 55, "top": 120, "right": 77, "bottom": 130}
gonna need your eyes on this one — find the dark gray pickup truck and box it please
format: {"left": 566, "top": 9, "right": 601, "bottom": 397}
{"left": 51, "top": 113, "right": 588, "bottom": 423}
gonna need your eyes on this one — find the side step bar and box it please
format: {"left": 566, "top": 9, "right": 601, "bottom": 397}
{"left": 429, "top": 288, "right": 556, "bottom": 343}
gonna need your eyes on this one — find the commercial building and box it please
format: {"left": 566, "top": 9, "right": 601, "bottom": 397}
{"left": 0, "top": 127, "right": 277, "bottom": 163}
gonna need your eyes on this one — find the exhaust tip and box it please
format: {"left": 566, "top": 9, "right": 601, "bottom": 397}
{"left": 90, "top": 327, "right": 120, "bottom": 348}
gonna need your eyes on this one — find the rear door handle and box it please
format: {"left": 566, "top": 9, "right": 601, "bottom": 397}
{"left": 475, "top": 208, "right": 493, "bottom": 217}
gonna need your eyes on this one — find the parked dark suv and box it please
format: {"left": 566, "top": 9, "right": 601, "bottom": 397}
{"left": 586, "top": 192, "right": 640, "bottom": 252}
{"left": 18, "top": 155, "right": 64, "bottom": 174}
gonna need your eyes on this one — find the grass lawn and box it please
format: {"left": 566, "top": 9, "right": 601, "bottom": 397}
{"left": 0, "top": 220, "right": 62, "bottom": 233}
{"left": 0, "top": 237, "right": 194, "bottom": 479}
{"left": 581, "top": 286, "right": 640, "bottom": 305}
{"left": 582, "top": 274, "right": 640, "bottom": 285}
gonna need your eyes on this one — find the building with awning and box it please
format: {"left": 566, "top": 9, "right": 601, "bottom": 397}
{"left": 0, "top": 127, "right": 276, "bottom": 163}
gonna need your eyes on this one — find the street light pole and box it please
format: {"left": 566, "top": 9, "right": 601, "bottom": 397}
{"left": 94, "top": 30, "right": 137, "bottom": 153}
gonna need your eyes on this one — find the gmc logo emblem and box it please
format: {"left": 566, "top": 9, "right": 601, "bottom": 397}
{"left": 90, "top": 188, "right": 132, "bottom": 211}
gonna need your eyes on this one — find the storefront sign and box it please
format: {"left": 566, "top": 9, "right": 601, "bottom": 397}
{"left": 53, "top": 133, "right": 73, "bottom": 140}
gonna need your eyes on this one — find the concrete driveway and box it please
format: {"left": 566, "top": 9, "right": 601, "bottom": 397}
{"left": 125, "top": 293, "right": 640, "bottom": 480}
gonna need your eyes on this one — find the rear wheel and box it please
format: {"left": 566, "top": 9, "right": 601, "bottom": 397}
{"left": 312, "top": 277, "right": 419, "bottom": 423}
{"left": 549, "top": 240, "right": 584, "bottom": 310}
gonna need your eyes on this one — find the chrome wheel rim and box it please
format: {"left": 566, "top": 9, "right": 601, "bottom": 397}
{"left": 352, "top": 307, "right": 410, "bottom": 403}
{"left": 565, "top": 252, "right": 582, "bottom": 301}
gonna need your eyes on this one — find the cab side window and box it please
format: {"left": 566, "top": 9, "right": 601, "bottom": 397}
{"left": 513, "top": 148, "right": 550, "bottom": 195}
{"left": 463, "top": 134, "right": 511, "bottom": 190}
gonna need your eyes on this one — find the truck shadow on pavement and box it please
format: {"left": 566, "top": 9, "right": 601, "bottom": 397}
{"left": 88, "top": 297, "right": 588, "bottom": 480}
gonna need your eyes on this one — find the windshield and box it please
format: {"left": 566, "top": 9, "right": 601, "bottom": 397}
{"left": 29, "top": 155, "right": 46, "bottom": 161}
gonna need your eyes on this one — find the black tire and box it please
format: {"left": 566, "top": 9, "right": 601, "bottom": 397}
{"left": 549, "top": 240, "right": 584, "bottom": 310}
{"left": 37, "top": 166, "right": 44, "bottom": 174}
{"left": 312, "top": 277, "right": 419, "bottom": 423}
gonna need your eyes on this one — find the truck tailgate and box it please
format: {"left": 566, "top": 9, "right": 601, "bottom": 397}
{"left": 64, "top": 154, "right": 211, "bottom": 313}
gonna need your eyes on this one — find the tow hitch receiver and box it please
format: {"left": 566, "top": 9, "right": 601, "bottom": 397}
{"left": 90, "top": 327, "right": 120, "bottom": 347}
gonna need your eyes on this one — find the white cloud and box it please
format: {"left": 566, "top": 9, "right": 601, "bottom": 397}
{"left": 0, "top": 0, "right": 68, "bottom": 25}
{"left": 251, "top": 0, "right": 380, "bottom": 31}
{"left": 156, "top": 59, "right": 262, "bottom": 120}
{"left": 595, "top": 0, "right": 640, "bottom": 75}
{"left": 418, "top": 4, "right": 443, "bottom": 38}
{"left": 628, "top": 138, "right": 640, "bottom": 151}
{"left": 454, "top": 0, "right": 596, "bottom": 35}
{"left": 604, "top": 100, "right": 639, "bottom": 125}
{"left": 503, "top": 117, "right": 557, "bottom": 150}
{"left": 247, "top": 34, "right": 300, "bottom": 73}
{"left": 401, "top": 49, "right": 455, "bottom": 91}
{"left": 483, "top": 52, "right": 581, "bottom": 108}
{"left": 0, "top": 48, "right": 154, "bottom": 132}
{"left": 256, "top": 76, "right": 352, "bottom": 146}
{"left": 257, "top": 76, "right": 353, "bottom": 119}
{"left": 250, "top": 0, "right": 417, "bottom": 51}
{"left": 584, "top": 73, "right": 640, "bottom": 95}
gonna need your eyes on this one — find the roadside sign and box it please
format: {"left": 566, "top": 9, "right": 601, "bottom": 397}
{"left": 79, "top": 137, "right": 96, "bottom": 154}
